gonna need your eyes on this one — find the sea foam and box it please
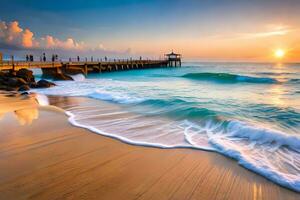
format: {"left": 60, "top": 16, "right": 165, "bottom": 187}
{"left": 31, "top": 64, "right": 300, "bottom": 192}
{"left": 63, "top": 102, "right": 300, "bottom": 192}
{"left": 35, "top": 93, "right": 49, "bottom": 106}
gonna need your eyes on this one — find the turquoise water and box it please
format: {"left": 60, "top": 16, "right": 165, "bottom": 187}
{"left": 34, "top": 62, "right": 300, "bottom": 191}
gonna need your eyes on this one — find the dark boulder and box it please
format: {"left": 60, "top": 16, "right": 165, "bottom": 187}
{"left": 6, "top": 77, "right": 19, "bottom": 87}
{"left": 36, "top": 79, "right": 56, "bottom": 88}
{"left": 0, "top": 71, "right": 5, "bottom": 78}
{"left": 0, "top": 69, "right": 59, "bottom": 92}
{"left": 17, "top": 77, "right": 28, "bottom": 85}
{"left": 16, "top": 68, "right": 35, "bottom": 83}
{"left": 29, "top": 82, "right": 38, "bottom": 88}
{"left": 0, "top": 85, "right": 16, "bottom": 91}
{"left": 53, "top": 73, "right": 73, "bottom": 81}
{"left": 5, "top": 77, "right": 27, "bottom": 87}
{"left": 7, "top": 69, "right": 17, "bottom": 77}
{"left": 0, "top": 77, "right": 6, "bottom": 85}
{"left": 21, "top": 92, "right": 29, "bottom": 95}
{"left": 18, "top": 85, "right": 30, "bottom": 91}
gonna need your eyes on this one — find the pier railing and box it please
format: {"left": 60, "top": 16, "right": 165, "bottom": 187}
{"left": 0, "top": 59, "right": 173, "bottom": 74}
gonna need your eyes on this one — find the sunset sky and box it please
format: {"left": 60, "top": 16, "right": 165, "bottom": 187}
{"left": 1, "top": 0, "right": 300, "bottom": 62}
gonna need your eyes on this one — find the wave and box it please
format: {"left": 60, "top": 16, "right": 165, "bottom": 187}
{"left": 34, "top": 93, "right": 49, "bottom": 106}
{"left": 289, "top": 79, "right": 300, "bottom": 83}
{"left": 31, "top": 68, "right": 300, "bottom": 191}
{"left": 256, "top": 72, "right": 293, "bottom": 76}
{"left": 207, "top": 120, "right": 300, "bottom": 192}
{"left": 182, "top": 72, "right": 278, "bottom": 84}
{"left": 70, "top": 74, "right": 86, "bottom": 81}
{"left": 65, "top": 104, "right": 300, "bottom": 191}
{"left": 88, "top": 90, "right": 144, "bottom": 104}
{"left": 134, "top": 99, "right": 218, "bottom": 120}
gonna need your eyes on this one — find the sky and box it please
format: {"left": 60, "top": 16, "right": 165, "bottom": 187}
{"left": 1, "top": 0, "right": 300, "bottom": 62}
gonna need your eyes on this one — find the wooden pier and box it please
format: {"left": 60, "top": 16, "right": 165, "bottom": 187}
{"left": 0, "top": 59, "right": 178, "bottom": 76}
{"left": 0, "top": 51, "right": 181, "bottom": 78}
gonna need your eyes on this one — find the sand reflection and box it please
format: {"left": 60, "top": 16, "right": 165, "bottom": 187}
{"left": 14, "top": 108, "right": 39, "bottom": 125}
{"left": 0, "top": 92, "right": 40, "bottom": 125}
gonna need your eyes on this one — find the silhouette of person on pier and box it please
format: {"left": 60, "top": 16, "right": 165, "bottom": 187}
{"left": 26, "top": 55, "right": 29, "bottom": 62}
{"left": 42, "top": 53, "right": 46, "bottom": 62}
{"left": 30, "top": 55, "right": 33, "bottom": 62}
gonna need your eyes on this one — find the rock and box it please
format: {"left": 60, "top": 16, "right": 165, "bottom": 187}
{"left": 0, "top": 71, "right": 28, "bottom": 92}
{"left": 0, "top": 75, "right": 9, "bottom": 81}
{"left": 53, "top": 73, "right": 73, "bottom": 81}
{"left": 29, "top": 82, "right": 38, "bottom": 88}
{"left": 16, "top": 68, "right": 35, "bottom": 83}
{"left": 0, "top": 69, "right": 58, "bottom": 92}
{"left": 0, "top": 71, "right": 5, "bottom": 78}
{"left": 7, "top": 69, "right": 17, "bottom": 77}
{"left": 18, "top": 85, "right": 30, "bottom": 91}
{"left": 0, "top": 84, "right": 17, "bottom": 91}
{"left": 7, "top": 77, "right": 19, "bottom": 87}
{"left": 17, "top": 77, "right": 28, "bottom": 85}
{"left": 5, "top": 77, "right": 27, "bottom": 87}
{"left": 36, "top": 79, "right": 56, "bottom": 88}
{"left": 0, "top": 78, "right": 6, "bottom": 85}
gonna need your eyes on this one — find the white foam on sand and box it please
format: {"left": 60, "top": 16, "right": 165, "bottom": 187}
{"left": 65, "top": 108, "right": 300, "bottom": 192}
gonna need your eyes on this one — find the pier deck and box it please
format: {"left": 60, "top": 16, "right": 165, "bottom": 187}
{"left": 0, "top": 60, "right": 172, "bottom": 76}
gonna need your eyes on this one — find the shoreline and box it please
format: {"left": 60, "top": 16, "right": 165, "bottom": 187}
{"left": 0, "top": 94, "right": 299, "bottom": 199}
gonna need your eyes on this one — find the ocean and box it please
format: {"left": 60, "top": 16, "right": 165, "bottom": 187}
{"left": 33, "top": 62, "right": 300, "bottom": 192}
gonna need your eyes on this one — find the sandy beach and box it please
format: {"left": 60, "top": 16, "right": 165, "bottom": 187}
{"left": 0, "top": 94, "right": 299, "bottom": 200}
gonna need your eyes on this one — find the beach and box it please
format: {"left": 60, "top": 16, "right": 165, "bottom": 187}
{"left": 0, "top": 94, "right": 299, "bottom": 200}
{"left": 1, "top": 0, "right": 300, "bottom": 199}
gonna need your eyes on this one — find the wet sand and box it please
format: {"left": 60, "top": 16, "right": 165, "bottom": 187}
{"left": 0, "top": 94, "right": 299, "bottom": 200}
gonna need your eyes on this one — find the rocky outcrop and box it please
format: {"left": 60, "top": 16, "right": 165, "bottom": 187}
{"left": 16, "top": 68, "right": 35, "bottom": 83}
{"left": 0, "top": 68, "right": 56, "bottom": 91}
{"left": 18, "top": 85, "right": 30, "bottom": 91}
{"left": 36, "top": 80, "right": 56, "bottom": 88}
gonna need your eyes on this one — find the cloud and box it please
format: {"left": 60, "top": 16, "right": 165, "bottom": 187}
{"left": 239, "top": 25, "right": 292, "bottom": 39}
{"left": 22, "top": 29, "right": 34, "bottom": 48}
{"left": 207, "top": 24, "right": 294, "bottom": 40}
{"left": 97, "top": 43, "right": 106, "bottom": 50}
{"left": 41, "top": 35, "right": 84, "bottom": 50}
{"left": 0, "top": 20, "right": 84, "bottom": 51}
{"left": 0, "top": 20, "right": 135, "bottom": 59}
{"left": 0, "top": 21, "right": 26, "bottom": 48}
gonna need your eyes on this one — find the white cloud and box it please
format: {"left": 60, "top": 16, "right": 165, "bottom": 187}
{"left": 206, "top": 24, "right": 294, "bottom": 40}
{"left": 97, "top": 43, "right": 106, "bottom": 50}
{"left": 41, "top": 35, "right": 84, "bottom": 50}
{"left": 0, "top": 20, "right": 133, "bottom": 59}
{"left": 0, "top": 20, "right": 84, "bottom": 50}
{"left": 22, "top": 29, "right": 34, "bottom": 48}
{"left": 239, "top": 25, "right": 292, "bottom": 39}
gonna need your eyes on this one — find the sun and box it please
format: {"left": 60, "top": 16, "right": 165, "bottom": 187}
{"left": 274, "top": 49, "right": 285, "bottom": 59}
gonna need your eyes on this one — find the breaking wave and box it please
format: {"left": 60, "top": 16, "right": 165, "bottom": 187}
{"left": 182, "top": 72, "right": 278, "bottom": 84}
{"left": 65, "top": 106, "right": 300, "bottom": 192}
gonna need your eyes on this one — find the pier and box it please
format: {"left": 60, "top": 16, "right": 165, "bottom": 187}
{"left": 165, "top": 51, "right": 181, "bottom": 67}
{"left": 0, "top": 52, "right": 181, "bottom": 78}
